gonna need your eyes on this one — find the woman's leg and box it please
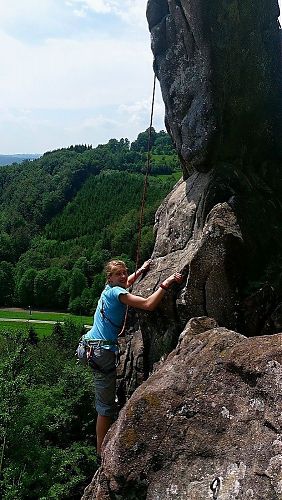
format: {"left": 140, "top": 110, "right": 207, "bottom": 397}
{"left": 92, "top": 348, "right": 117, "bottom": 456}
{"left": 96, "top": 414, "right": 112, "bottom": 456}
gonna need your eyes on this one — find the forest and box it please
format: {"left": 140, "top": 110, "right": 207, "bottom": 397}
{"left": 0, "top": 129, "right": 181, "bottom": 499}
{"left": 0, "top": 322, "right": 97, "bottom": 499}
{"left": 0, "top": 128, "right": 181, "bottom": 315}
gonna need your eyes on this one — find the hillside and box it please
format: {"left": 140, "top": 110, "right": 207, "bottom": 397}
{"left": 0, "top": 129, "right": 181, "bottom": 314}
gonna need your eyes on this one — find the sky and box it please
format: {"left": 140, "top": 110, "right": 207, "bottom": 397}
{"left": 0, "top": 0, "right": 281, "bottom": 154}
{"left": 0, "top": 0, "right": 165, "bottom": 154}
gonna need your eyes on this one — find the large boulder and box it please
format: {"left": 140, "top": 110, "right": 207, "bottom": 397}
{"left": 83, "top": 317, "right": 282, "bottom": 499}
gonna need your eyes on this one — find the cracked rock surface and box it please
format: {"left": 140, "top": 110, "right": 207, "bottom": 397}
{"left": 146, "top": 0, "right": 282, "bottom": 312}
{"left": 133, "top": 176, "right": 243, "bottom": 373}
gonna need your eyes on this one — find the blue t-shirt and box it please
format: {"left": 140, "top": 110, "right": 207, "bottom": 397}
{"left": 84, "top": 284, "right": 128, "bottom": 350}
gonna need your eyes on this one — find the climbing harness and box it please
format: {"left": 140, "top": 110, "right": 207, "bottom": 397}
{"left": 86, "top": 340, "right": 120, "bottom": 371}
{"left": 76, "top": 337, "right": 119, "bottom": 370}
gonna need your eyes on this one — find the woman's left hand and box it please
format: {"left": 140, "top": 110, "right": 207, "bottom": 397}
{"left": 163, "top": 272, "right": 184, "bottom": 288}
{"left": 140, "top": 259, "right": 152, "bottom": 273}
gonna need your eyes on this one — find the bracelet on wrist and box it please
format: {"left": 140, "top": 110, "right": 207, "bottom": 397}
{"left": 160, "top": 283, "right": 169, "bottom": 291}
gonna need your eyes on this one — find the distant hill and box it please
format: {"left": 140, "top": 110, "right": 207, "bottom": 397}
{"left": 0, "top": 154, "right": 41, "bottom": 166}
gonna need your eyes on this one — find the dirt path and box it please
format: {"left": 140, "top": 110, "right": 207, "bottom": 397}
{"left": 0, "top": 307, "right": 65, "bottom": 314}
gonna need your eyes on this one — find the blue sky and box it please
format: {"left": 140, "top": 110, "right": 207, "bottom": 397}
{"left": 0, "top": 0, "right": 281, "bottom": 154}
{"left": 0, "top": 0, "right": 165, "bottom": 154}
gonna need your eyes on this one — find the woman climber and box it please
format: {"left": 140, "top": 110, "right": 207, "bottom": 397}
{"left": 83, "top": 259, "right": 183, "bottom": 457}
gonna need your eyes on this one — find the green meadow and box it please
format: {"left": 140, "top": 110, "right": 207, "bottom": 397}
{"left": 0, "top": 310, "right": 93, "bottom": 337}
{"left": 0, "top": 309, "right": 92, "bottom": 324}
{"left": 0, "top": 320, "right": 53, "bottom": 337}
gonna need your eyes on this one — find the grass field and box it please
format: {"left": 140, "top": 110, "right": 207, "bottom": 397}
{"left": 0, "top": 321, "right": 54, "bottom": 337}
{"left": 0, "top": 310, "right": 92, "bottom": 324}
{"left": 0, "top": 309, "right": 93, "bottom": 337}
{"left": 157, "top": 171, "right": 182, "bottom": 182}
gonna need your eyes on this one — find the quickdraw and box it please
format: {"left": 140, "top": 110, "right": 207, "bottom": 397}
{"left": 210, "top": 477, "right": 221, "bottom": 499}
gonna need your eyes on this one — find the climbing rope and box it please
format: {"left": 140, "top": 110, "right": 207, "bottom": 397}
{"left": 118, "top": 73, "right": 157, "bottom": 337}
{"left": 134, "top": 73, "right": 157, "bottom": 274}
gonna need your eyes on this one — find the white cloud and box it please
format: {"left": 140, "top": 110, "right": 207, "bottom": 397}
{"left": 66, "top": 114, "right": 120, "bottom": 132}
{"left": 0, "top": 0, "right": 161, "bottom": 153}
{"left": 0, "top": 1, "right": 52, "bottom": 21}
{"left": 7, "top": 0, "right": 281, "bottom": 153}
{"left": 117, "top": 1, "right": 147, "bottom": 28}
{"left": 0, "top": 17, "right": 163, "bottom": 153}
{"left": 72, "top": 0, "right": 112, "bottom": 14}
{"left": 0, "top": 29, "right": 153, "bottom": 110}
{"left": 68, "top": 0, "right": 148, "bottom": 28}
{"left": 73, "top": 8, "right": 88, "bottom": 17}
{"left": 118, "top": 88, "right": 164, "bottom": 128}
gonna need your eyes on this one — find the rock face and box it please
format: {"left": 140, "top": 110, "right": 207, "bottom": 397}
{"left": 147, "top": 0, "right": 282, "bottom": 297}
{"left": 147, "top": 0, "right": 282, "bottom": 175}
{"left": 134, "top": 176, "right": 243, "bottom": 373}
{"left": 83, "top": 2, "right": 282, "bottom": 498}
{"left": 83, "top": 317, "right": 282, "bottom": 500}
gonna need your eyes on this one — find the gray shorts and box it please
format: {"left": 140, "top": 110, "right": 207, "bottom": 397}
{"left": 92, "top": 347, "right": 116, "bottom": 417}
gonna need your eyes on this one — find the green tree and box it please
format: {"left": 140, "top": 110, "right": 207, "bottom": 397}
{"left": 34, "top": 268, "right": 69, "bottom": 309}
{"left": 0, "top": 233, "right": 14, "bottom": 262}
{"left": 153, "top": 129, "right": 175, "bottom": 154}
{"left": 89, "top": 273, "right": 105, "bottom": 309}
{"left": 80, "top": 288, "right": 94, "bottom": 315}
{"left": 69, "top": 268, "right": 87, "bottom": 301}
{"left": 17, "top": 268, "right": 37, "bottom": 306}
{"left": 131, "top": 127, "right": 157, "bottom": 152}
{"left": 0, "top": 328, "right": 98, "bottom": 500}
{"left": 27, "top": 325, "right": 39, "bottom": 346}
{"left": 0, "top": 332, "right": 29, "bottom": 499}
{"left": 0, "top": 261, "right": 14, "bottom": 305}
{"left": 68, "top": 296, "right": 83, "bottom": 315}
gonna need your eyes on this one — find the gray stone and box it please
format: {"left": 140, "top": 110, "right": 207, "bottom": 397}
{"left": 133, "top": 176, "right": 242, "bottom": 373}
{"left": 146, "top": 0, "right": 282, "bottom": 301}
{"left": 147, "top": 0, "right": 282, "bottom": 176}
{"left": 83, "top": 318, "right": 282, "bottom": 499}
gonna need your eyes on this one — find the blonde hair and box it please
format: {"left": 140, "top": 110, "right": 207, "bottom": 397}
{"left": 105, "top": 260, "right": 127, "bottom": 281}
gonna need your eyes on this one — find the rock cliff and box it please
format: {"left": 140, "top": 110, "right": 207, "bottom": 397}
{"left": 83, "top": 1, "right": 282, "bottom": 498}
{"left": 147, "top": 0, "right": 282, "bottom": 309}
{"left": 147, "top": 0, "right": 282, "bottom": 173}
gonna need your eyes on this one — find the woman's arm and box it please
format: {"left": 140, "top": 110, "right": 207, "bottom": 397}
{"left": 126, "top": 260, "right": 151, "bottom": 287}
{"left": 120, "top": 273, "right": 183, "bottom": 311}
